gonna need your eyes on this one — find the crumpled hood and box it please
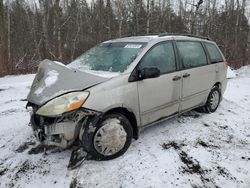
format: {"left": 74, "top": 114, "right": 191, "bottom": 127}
{"left": 27, "top": 59, "right": 109, "bottom": 106}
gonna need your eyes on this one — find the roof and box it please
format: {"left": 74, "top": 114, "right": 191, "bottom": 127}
{"left": 108, "top": 36, "right": 158, "bottom": 43}
{"left": 106, "top": 33, "right": 212, "bottom": 44}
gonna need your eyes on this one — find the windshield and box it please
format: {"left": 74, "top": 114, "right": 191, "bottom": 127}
{"left": 68, "top": 42, "right": 146, "bottom": 73}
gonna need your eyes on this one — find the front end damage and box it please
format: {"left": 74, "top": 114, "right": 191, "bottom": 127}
{"left": 26, "top": 59, "right": 110, "bottom": 168}
{"left": 28, "top": 103, "right": 100, "bottom": 149}
{"left": 27, "top": 102, "right": 103, "bottom": 169}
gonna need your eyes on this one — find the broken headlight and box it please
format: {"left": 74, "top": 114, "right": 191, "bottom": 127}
{"left": 36, "top": 91, "right": 89, "bottom": 117}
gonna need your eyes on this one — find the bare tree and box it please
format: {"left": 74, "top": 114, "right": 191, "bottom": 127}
{"left": 190, "top": 0, "right": 204, "bottom": 34}
{"left": 39, "top": 0, "right": 50, "bottom": 59}
{"left": 0, "top": 0, "right": 249, "bottom": 75}
{"left": 0, "top": 0, "right": 8, "bottom": 76}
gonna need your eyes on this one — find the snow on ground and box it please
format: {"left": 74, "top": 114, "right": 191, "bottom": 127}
{"left": 226, "top": 67, "right": 236, "bottom": 79}
{"left": 0, "top": 68, "right": 250, "bottom": 188}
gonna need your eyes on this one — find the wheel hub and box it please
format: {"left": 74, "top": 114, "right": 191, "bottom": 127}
{"left": 210, "top": 90, "right": 220, "bottom": 110}
{"left": 94, "top": 118, "right": 127, "bottom": 156}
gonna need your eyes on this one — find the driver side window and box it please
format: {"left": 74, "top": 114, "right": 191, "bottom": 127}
{"left": 139, "top": 42, "right": 176, "bottom": 74}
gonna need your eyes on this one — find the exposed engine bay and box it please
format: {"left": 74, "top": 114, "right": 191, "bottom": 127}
{"left": 27, "top": 102, "right": 103, "bottom": 169}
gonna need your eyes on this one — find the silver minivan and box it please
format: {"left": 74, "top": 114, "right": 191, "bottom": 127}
{"left": 27, "top": 34, "right": 227, "bottom": 161}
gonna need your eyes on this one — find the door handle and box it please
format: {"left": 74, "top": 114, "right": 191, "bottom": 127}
{"left": 172, "top": 75, "right": 181, "bottom": 81}
{"left": 183, "top": 73, "right": 190, "bottom": 78}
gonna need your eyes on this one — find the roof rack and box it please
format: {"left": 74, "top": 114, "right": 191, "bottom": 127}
{"left": 147, "top": 33, "right": 161, "bottom": 36}
{"left": 158, "top": 33, "right": 211, "bottom": 40}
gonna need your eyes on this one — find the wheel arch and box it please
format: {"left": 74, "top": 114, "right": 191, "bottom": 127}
{"left": 213, "top": 82, "right": 222, "bottom": 91}
{"left": 203, "top": 82, "right": 222, "bottom": 106}
{"left": 104, "top": 107, "right": 139, "bottom": 140}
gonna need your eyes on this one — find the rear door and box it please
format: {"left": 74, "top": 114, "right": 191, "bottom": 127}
{"left": 176, "top": 41, "right": 215, "bottom": 111}
{"left": 137, "top": 41, "right": 181, "bottom": 126}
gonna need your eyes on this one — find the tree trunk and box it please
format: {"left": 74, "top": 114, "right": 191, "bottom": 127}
{"left": 0, "top": 0, "right": 8, "bottom": 76}
{"left": 106, "top": 0, "right": 112, "bottom": 39}
{"left": 146, "top": 0, "right": 150, "bottom": 34}
{"left": 7, "top": 2, "right": 11, "bottom": 73}
{"left": 39, "top": 0, "right": 50, "bottom": 59}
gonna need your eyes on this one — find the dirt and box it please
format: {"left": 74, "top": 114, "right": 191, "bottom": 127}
{"left": 8, "top": 160, "right": 32, "bottom": 187}
{"left": 196, "top": 139, "right": 219, "bottom": 149}
{"left": 161, "top": 141, "right": 220, "bottom": 187}
{"left": 16, "top": 141, "right": 36, "bottom": 153}
{"left": 179, "top": 151, "right": 203, "bottom": 174}
{"left": 161, "top": 141, "right": 184, "bottom": 150}
{"left": 28, "top": 144, "right": 57, "bottom": 155}
{"left": 203, "top": 123, "right": 210, "bottom": 127}
{"left": 70, "top": 178, "right": 78, "bottom": 188}
{"left": 69, "top": 177, "right": 84, "bottom": 188}
{"left": 161, "top": 141, "right": 204, "bottom": 174}
{"left": 219, "top": 125, "right": 229, "bottom": 130}
{"left": 216, "top": 166, "right": 236, "bottom": 180}
{"left": 0, "top": 168, "right": 8, "bottom": 176}
{"left": 7, "top": 159, "right": 50, "bottom": 187}
{"left": 182, "top": 111, "right": 201, "bottom": 119}
{"left": 28, "top": 144, "right": 45, "bottom": 155}
{"left": 241, "top": 156, "right": 250, "bottom": 160}
{"left": 178, "top": 151, "right": 220, "bottom": 188}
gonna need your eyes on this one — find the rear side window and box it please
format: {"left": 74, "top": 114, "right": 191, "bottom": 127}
{"left": 177, "top": 41, "right": 207, "bottom": 69}
{"left": 139, "top": 42, "right": 176, "bottom": 74}
{"left": 204, "top": 43, "right": 224, "bottom": 63}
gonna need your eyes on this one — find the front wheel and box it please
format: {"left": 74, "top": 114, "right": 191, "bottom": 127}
{"left": 202, "top": 86, "right": 222, "bottom": 113}
{"left": 83, "top": 113, "right": 133, "bottom": 160}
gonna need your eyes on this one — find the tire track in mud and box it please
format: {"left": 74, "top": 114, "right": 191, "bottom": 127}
{"left": 161, "top": 140, "right": 239, "bottom": 188}
{"left": 162, "top": 141, "right": 218, "bottom": 187}
{"left": 3, "top": 159, "right": 51, "bottom": 188}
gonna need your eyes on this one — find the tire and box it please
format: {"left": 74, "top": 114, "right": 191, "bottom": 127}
{"left": 82, "top": 113, "right": 133, "bottom": 160}
{"left": 202, "top": 86, "right": 221, "bottom": 113}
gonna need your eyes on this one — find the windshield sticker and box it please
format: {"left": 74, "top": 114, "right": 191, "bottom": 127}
{"left": 124, "top": 44, "right": 142, "bottom": 49}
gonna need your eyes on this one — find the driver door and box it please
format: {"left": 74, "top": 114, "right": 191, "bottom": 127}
{"left": 137, "top": 41, "right": 181, "bottom": 126}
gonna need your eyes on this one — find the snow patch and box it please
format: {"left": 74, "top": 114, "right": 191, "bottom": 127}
{"left": 236, "top": 65, "right": 250, "bottom": 77}
{"left": 53, "top": 61, "right": 67, "bottom": 67}
{"left": 34, "top": 70, "right": 59, "bottom": 95}
{"left": 44, "top": 70, "right": 59, "bottom": 87}
{"left": 1, "top": 67, "right": 250, "bottom": 188}
{"left": 227, "top": 67, "right": 236, "bottom": 79}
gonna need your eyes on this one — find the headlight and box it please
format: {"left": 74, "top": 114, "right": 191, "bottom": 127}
{"left": 36, "top": 91, "right": 89, "bottom": 117}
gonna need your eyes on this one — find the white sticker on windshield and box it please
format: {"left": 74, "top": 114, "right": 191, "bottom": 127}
{"left": 124, "top": 44, "right": 142, "bottom": 49}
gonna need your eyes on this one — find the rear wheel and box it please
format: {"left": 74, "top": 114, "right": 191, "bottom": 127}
{"left": 202, "top": 86, "right": 221, "bottom": 113}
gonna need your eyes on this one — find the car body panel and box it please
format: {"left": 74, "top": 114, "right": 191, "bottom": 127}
{"left": 27, "top": 59, "right": 109, "bottom": 106}
{"left": 180, "top": 64, "right": 216, "bottom": 111}
{"left": 83, "top": 73, "right": 141, "bottom": 127}
{"left": 137, "top": 71, "right": 181, "bottom": 126}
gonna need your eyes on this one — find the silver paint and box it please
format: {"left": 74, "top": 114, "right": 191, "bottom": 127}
{"left": 28, "top": 35, "right": 228, "bottom": 149}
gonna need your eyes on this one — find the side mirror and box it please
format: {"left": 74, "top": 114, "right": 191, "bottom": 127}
{"left": 139, "top": 67, "right": 160, "bottom": 80}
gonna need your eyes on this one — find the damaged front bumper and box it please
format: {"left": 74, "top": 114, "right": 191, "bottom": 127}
{"left": 28, "top": 105, "right": 100, "bottom": 149}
